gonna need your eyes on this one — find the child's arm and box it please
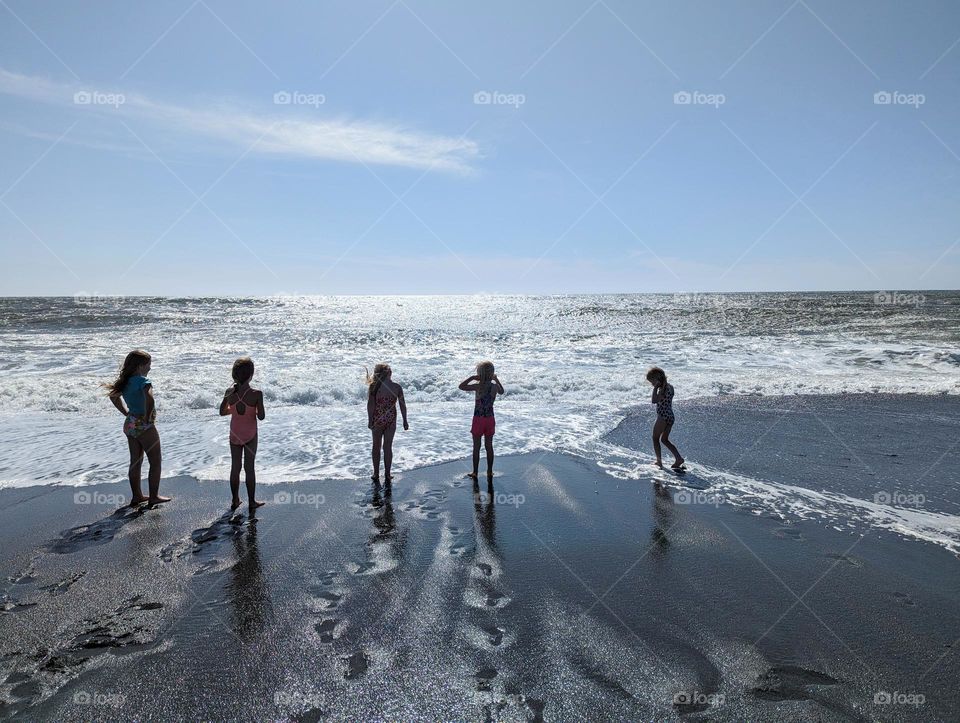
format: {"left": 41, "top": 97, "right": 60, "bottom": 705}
{"left": 219, "top": 387, "right": 234, "bottom": 416}
{"left": 367, "top": 393, "right": 375, "bottom": 429}
{"left": 651, "top": 386, "right": 662, "bottom": 403}
{"left": 109, "top": 393, "right": 127, "bottom": 416}
{"left": 493, "top": 374, "right": 505, "bottom": 395}
{"left": 144, "top": 384, "right": 156, "bottom": 420}
{"left": 398, "top": 386, "right": 409, "bottom": 430}
{"left": 458, "top": 375, "right": 479, "bottom": 391}
{"left": 256, "top": 390, "right": 266, "bottom": 421}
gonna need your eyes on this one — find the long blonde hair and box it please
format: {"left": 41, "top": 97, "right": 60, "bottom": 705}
{"left": 365, "top": 363, "right": 391, "bottom": 398}
{"left": 476, "top": 360, "right": 495, "bottom": 385}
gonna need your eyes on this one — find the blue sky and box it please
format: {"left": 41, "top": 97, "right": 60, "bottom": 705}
{"left": 1, "top": 0, "right": 958, "bottom": 294}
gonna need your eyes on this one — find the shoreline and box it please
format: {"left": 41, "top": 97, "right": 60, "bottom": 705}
{"left": 1, "top": 449, "right": 958, "bottom": 720}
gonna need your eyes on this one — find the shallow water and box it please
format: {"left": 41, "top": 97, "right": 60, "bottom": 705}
{"left": 2, "top": 292, "right": 957, "bottom": 489}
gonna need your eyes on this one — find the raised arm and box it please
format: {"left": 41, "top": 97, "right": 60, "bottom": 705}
{"left": 398, "top": 386, "right": 408, "bottom": 430}
{"left": 219, "top": 387, "right": 235, "bottom": 416}
{"left": 493, "top": 374, "right": 505, "bottom": 395}
{"left": 651, "top": 386, "right": 662, "bottom": 404}
{"left": 459, "top": 375, "right": 479, "bottom": 392}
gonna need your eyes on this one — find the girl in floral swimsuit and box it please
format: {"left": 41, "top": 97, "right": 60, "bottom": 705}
{"left": 366, "top": 363, "right": 409, "bottom": 483}
{"left": 646, "top": 366, "right": 685, "bottom": 470}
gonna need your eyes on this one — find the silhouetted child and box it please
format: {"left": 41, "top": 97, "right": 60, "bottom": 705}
{"left": 366, "top": 363, "right": 408, "bottom": 483}
{"left": 104, "top": 350, "right": 171, "bottom": 507}
{"left": 219, "top": 357, "right": 266, "bottom": 510}
{"left": 646, "top": 366, "right": 684, "bottom": 469}
{"left": 459, "top": 361, "right": 504, "bottom": 480}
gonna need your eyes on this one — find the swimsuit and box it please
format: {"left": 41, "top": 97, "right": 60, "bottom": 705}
{"left": 471, "top": 382, "right": 496, "bottom": 437}
{"left": 371, "top": 386, "right": 398, "bottom": 430}
{"left": 229, "top": 388, "right": 259, "bottom": 446}
{"left": 121, "top": 375, "right": 155, "bottom": 438}
{"left": 655, "top": 383, "right": 675, "bottom": 424}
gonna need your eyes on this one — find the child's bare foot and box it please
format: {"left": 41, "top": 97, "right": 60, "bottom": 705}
{"left": 230, "top": 498, "right": 242, "bottom": 510}
{"left": 671, "top": 458, "right": 685, "bottom": 469}
{"left": 129, "top": 496, "right": 149, "bottom": 507}
{"left": 148, "top": 495, "right": 172, "bottom": 506}
{"left": 385, "top": 475, "right": 393, "bottom": 483}
{"left": 467, "top": 472, "right": 478, "bottom": 480}
{"left": 653, "top": 460, "right": 664, "bottom": 469}
{"left": 249, "top": 500, "right": 266, "bottom": 509}
{"left": 371, "top": 475, "right": 379, "bottom": 483}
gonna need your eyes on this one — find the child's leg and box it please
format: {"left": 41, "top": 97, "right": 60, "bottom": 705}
{"left": 126, "top": 436, "right": 146, "bottom": 503}
{"left": 470, "top": 435, "right": 482, "bottom": 478}
{"left": 243, "top": 437, "right": 263, "bottom": 507}
{"left": 140, "top": 427, "right": 169, "bottom": 503}
{"left": 660, "top": 424, "right": 683, "bottom": 465}
{"left": 383, "top": 424, "right": 396, "bottom": 480}
{"left": 484, "top": 434, "right": 495, "bottom": 478}
{"left": 652, "top": 418, "right": 666, "bottom": 465}
{"left": 229, "top": 442, "right": 243, "bottom": 507}
{"left": 371, "top": 428, "right": 383, "bottom": 480}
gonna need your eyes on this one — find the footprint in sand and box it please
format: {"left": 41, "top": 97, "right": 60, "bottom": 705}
{"left": 752, "top": 665, "right": 839, "bottom": 702}
{"left": 824, "top": 553, "right": 862, "bottom": 567}
{"left": 310, "top": 590, "right": 343, "bottom": 611}
{"left": 481, "top": 624, "right": 505, "bottom": 647}
{"left": 342, "top": 650, "right": 369, "bottom": 680}
{"left": 315, "top": 618, "right": 338, "bottom": 643}
{"left": 476, "top": 563, "right": 493, "bottom": 577}
{"left": 892, "top": 591, "right": 916, "bottom": 607}
{"left": 475, "top": 667, "right": 498, "bottom": 691}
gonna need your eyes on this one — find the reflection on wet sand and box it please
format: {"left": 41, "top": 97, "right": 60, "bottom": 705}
{"left": 226, "top": 511, "right": 273, "bottom": 639}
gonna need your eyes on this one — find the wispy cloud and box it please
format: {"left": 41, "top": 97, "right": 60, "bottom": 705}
{"left": 0, "top": 68, "right": 480, "bottom": 174}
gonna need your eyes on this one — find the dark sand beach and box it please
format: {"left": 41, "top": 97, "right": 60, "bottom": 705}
{"left": 1, "top": 394, "right": 959, "bottom": 721}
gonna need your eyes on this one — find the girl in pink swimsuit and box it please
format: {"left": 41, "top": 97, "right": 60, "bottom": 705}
{"left": 219, "top": 357, "right": 266, "bottom": 510}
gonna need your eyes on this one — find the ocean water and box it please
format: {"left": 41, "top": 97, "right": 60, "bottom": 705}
{"left": 1, "top": 292, "right": 957, "bottom": 493}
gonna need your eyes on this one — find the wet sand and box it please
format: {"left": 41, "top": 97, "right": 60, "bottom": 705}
{"left": 1, "top": 394, "right": 959, "bottom": 721}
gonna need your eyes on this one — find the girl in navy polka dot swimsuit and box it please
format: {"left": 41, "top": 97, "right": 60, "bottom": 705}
{"left": 646, "top": 366, "right": 685, "bottom": 470}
